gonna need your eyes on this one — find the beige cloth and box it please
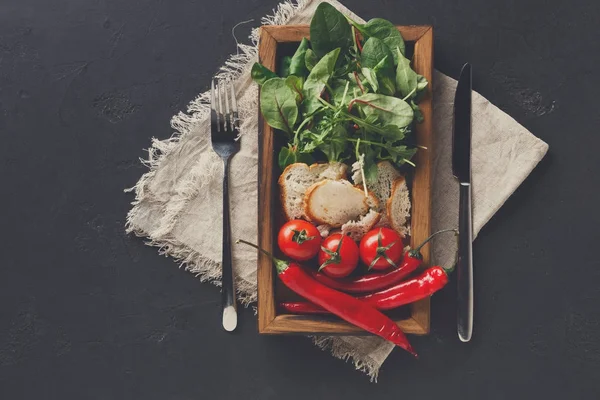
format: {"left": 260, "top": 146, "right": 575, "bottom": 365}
{"left": 126, "top": 0, "right": 548, "bottom": 381}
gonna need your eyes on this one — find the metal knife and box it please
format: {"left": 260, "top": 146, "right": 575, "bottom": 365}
{"left": 452, "top": 63, "right": 474, "bottom": 342}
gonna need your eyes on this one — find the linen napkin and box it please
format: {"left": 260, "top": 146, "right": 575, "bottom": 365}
{"left": 126, "top": 0, "right": 548, "bottom": 381}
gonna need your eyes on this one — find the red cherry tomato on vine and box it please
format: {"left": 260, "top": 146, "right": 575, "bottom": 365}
{"left": 277, "top": 220, "right": 321, "bottom": 261}
{"left": 359, "top": 227, "right": 404, "bottom": 271}
{"left": 318, "top": 233, "right": 359, "bottom": 278}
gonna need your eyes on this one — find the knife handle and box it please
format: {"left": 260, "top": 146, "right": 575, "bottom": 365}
{"left": 457, "top": 182, "right": 474, "bottom": 342}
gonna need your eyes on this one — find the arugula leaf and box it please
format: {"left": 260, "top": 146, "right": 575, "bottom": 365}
{"left": 305, "top": 49, "right": 318, "bottom": 72}
{"left": 285, "top": 75, "right": 304, "bottom": 103}
{"left": 350, "top": 93, "right": 413, "bottom": 128}
{"left": 260, "top": 78, "right": 298, "bottom": 134}
{"left": 303, "top": 48, "right": 340, "bottom": 114}
{"left": 310, "top": 3, "right": 353, "bottom": 58}
{"left": 361, "top": 37, "right": 394, "bottom": 69}
{"left": 289, "top": 38, "right": 310, "bottom": 77}
{"left": 351, "top": 18, "right": 405, "bottom": 62}
{"left": 395, "top": 48, "right": 418, "bottom": 99}
{"left": 279, "top": 56, "right": 292, "bottom": 77}
{"left": 251, "top": 63, "right": 277, "bottom": 86}
{"left": 381, "top": 144, "right": 418, "bottom": 165}
{"left": 318, "top": 123, "right": 348, "bottom": 161}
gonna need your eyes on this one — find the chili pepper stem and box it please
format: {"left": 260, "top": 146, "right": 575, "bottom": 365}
{"left": 236, "top": 239, "right": 289, "bottom": 274}
{"left": 411, "top": 229, "right": 458, "bottom": 255}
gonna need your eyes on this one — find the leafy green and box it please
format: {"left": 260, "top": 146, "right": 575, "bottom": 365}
{"left": 373, "top": 56, "right": 395, "bottom": 95}
{"left": 305, "top": 49, "right": 318, "bottom": 72}
{"left": 360, "top": 37, "right": 394, "bottom": 69}
{"left": 309, "top": 2, "right": 353, "bottom": 58}
{"left": 255, "top": 8, "right": 426, "bottom": 177}
{"left": 290, "top": 38, "right": 310, "bottom": 77}
{"left": 395, "top": 48, "right": 418, "bottom": 99}
{"left": 318, "top": 123, "right": 348, "bottom": 161}
{"left": 285, "top": 75, "right": 304, "bottom": 103}
{"left": 352, "top": 18, "right": 405, "bottom": 62}
{"left": 410, "top": 99, "right": 424, "bottom": 122}
{"left": 361, "top": 67, "right": 378, "bottom": 92}
{"left": 278, "top": 145, "right": 314, "bottom": 170}
{"left": 259, "top": 78, "right": 298, "bottom": 134}
{"left": 302, "top": 48, "right": 340, "bottom": 114}
{"left": 350, "top": 93, "right": 413, "bottom": 128}
{"left": 251, "top": 63, "right": 277, "bottom": 86}
{"left": 279, "top": 56, "right": 292, "bottom": 77}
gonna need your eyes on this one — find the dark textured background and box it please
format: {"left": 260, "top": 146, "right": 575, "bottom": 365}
{"left": 1, "top": 0, "right": 600, "bottom": 398}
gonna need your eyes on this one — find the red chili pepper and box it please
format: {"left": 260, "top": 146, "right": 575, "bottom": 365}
{"left": 237, "top": 240, "right": 417, "bottom": 357}
{"left": 311, "top": 229, "right": 456, "bottom": 293}
{"left": 280, "top": 266, "right": 451, "bottom": 314}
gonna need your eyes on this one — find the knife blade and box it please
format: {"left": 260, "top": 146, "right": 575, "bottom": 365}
{"left": 452, "top": 63, "right": 474, "bottom": 342}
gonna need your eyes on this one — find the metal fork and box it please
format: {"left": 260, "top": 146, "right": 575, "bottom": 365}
{"left": 210, "top": 78, "right": 240, "bottom": 332}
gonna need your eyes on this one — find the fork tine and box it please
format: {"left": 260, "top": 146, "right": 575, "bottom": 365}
{"left": 229, "top": 80, "right": 239, "bottom": 129}
{"left": 217, "top": 80, "right": 225, "bottom": 132}
{"left": 211, "top": 79, "right": 220, "bottom": 132}
{"left": 224, "top": 79, "right": 231, "bottom": 131}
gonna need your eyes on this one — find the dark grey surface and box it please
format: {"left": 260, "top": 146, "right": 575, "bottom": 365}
{"left": 1, "top": 0, "right": 599, "bottom": 398}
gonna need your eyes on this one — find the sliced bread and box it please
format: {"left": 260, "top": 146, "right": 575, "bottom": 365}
{"left": 341, "top": 209, "right": 381, "bottom": 241}
{"left": 304, "top": 179, "right": 374, "bottom": 227}
{"left": 278, "top": 162, "right": 348, "bottom": 220}
{"left": 387, "top": 176, "right": 411, "bottom": 237}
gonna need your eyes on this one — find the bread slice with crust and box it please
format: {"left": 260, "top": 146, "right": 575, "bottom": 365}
{"left": 304, "top": 179, "right": 376, "bottom": 227}
{"left": 278, "top": 162, "right": 348, "bottom": 220}
{"left": 387, "top": 176, "right": 411, "bottom": 237}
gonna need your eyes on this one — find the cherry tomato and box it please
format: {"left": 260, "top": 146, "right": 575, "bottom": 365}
{"left": 277, "top": 220, "right": 321, "bottom": 261}
{"left": 318, "top": 233, "right": 359, "bottom": 278}
{"left": 359, "top": 227, "right": 404, "bottom": 271}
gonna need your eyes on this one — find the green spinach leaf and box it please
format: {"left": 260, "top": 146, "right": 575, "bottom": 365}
{"left": 279, "top": 56, "right": 292, "bottom": 77}
{"left": 352, "top": 18, "right": 405, "bottom": 62}
{"left": 395, "top": 48, "right": 418, "bottom": 99}
{"left": 305, "top": 49, "right": 318, "bottom": 72}
{"left": 260, "top": 78, "right": 298, "bottom": 134}
{"left": 410, "top": 99, "right": 424, "bottom": 122}
{"left": 361, "top": 67, "right": 378, "bottom": 92}
{"left": 251, "top": 63, "right": 277, "bottom": 86}
{"left": 351, "top": 93, "right": 413, "bottom": 128}
{"left": 361, "top": 37, "right": 394, "bottom": 69}
{"left": 289, "top": 38, "right": 310, "bottom": 77}
{"left": 310, "top": 2, "right": 353, "bottom": 58}
{"left": 303, "top": 48, "right": 340, "bottom": 114}
{"left": 278, "top": 145, "right": 314, "bottom": 170}
{"left": 373, "top": 55, "right": 395, "bottom": 95}
{"left": 285, "top": 75, "right": 304, "bottom": 103}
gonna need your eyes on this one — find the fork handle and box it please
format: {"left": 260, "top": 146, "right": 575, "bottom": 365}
{"left": 221, "top": 157, "right": 237, "bottom": 332}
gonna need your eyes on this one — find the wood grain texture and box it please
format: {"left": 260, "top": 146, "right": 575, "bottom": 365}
{"left": 257, "top": 25, "right": 433, "bottom": 335}
{"left": 257, "top": 27, "right": 277, "bottom": 333}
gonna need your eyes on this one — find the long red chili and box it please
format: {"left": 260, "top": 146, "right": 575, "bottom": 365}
{"left": 237, "top": 240, "right": 417, "bottom": 357}
{"left": 311, "top": 229, "right": 456, "bottom": 293}
{"left": 280, "top": 266, "right": 450, "bottom": 314}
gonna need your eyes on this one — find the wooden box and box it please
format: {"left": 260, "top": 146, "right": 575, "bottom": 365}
{"left": 257, "top": 25, "right": 433, "bottom": 335}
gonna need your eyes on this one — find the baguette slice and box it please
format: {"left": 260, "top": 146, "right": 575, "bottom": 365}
{"left": 387, "top": 176, "right": 411, "bottom": 237}
{"left": 304, "top": 179, "right": 375, "bottom": 227}
{"left": 278, "top": 162, "right": 348, "bottom": 220}
{"left": 341, "top": 209, "right": 382, "bottom": 241}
